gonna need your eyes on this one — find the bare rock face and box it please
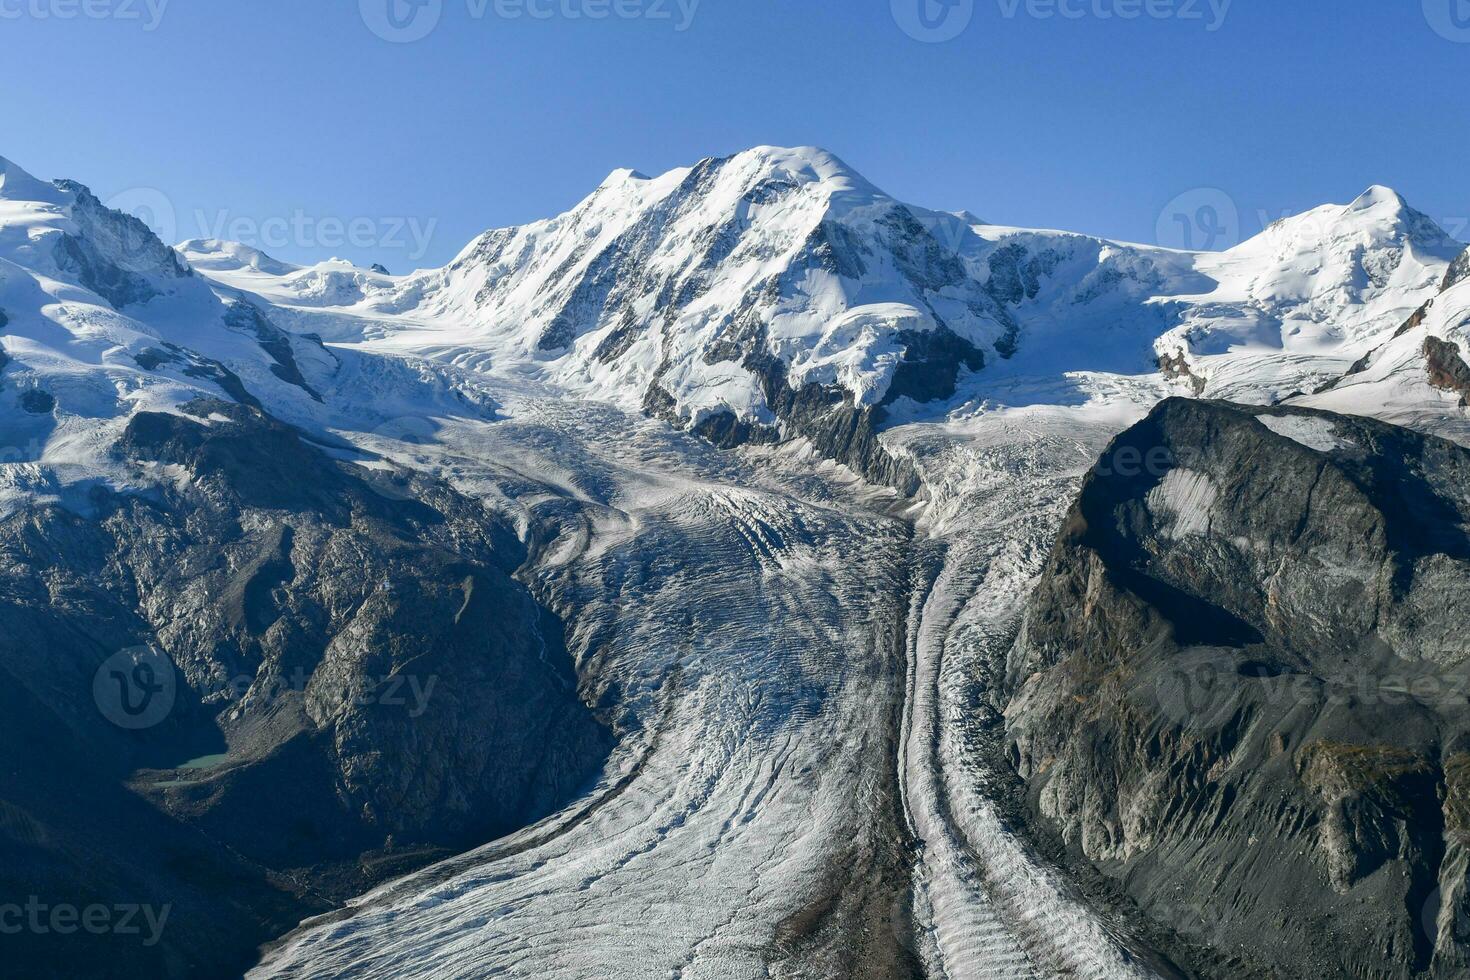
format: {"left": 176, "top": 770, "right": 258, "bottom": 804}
{"left": 48, "top": 179, "right": 191, "bottom": 309}
{"left": 1002, "top": 397, "right": 1470, "bottom": 978}
{"left": 1156, "top": 349, "right": 1206, "bottom": 393}
{"left": 1444, "top": 248, "right": 1470, "bottom": 292}
{"left": 0, "top": 400, "right": 610, "bottom": 978}
{"left": 1425, "top": 336, "right": 1470, "bottom": 406}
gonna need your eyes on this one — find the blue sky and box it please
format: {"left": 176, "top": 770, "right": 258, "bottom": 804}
{"left": 2, "top": 0, "right": 1467, "bottom": 268}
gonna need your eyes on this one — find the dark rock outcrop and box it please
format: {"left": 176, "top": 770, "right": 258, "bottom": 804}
{"left": 1002, "top": 398, "right": 1470, "bottom": 977}
{"left": 1393, "top": 298, "right": 1437, "bottom": 341}
{"left": 645, "top": 329, "right": 930, "bottom": 496}
{"left": 1444, "top": 248, "right": 1470, "bottom": 292}
{"left": 18, "top": 389, "right": 54, "bottom": 414}
{"left": 0, "top": 400, "right": 610, "bottom": 978}
{"left": 48, "top": 179, "right": 191, "bottom": 310}
{"left": 1424, "top": 336, "right": 1470, "bottom": 406}
{"left": 221, "top": 300, "right": 323, "bottom": 401}
{"left": 883, "top": 328, "right": 986, "bottom": 407}
{"left": 1156, "top": 349, "right": 1206, "bottom": 394}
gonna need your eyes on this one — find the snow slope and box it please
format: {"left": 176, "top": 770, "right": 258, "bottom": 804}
{"left": 0, "top": 156, "right": 507, "bottom": 515}
{"left": 1300, "top": 244, "right": 1470, "bottom": 439}
{"left": 1154, "top": 185, "right": 1465, "bottom": 403}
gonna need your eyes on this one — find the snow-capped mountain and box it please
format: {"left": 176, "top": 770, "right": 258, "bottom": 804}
{"left": 0, "top": 155, "right": 506, "bottom": 514}
{"left": 1154, "top": 184, "right": 1466, "bottom": 403}
{"left": 0, "top": 156, "right": 324, "bottom": 423}
{"left": 0, "top": 156, "right": 330, "bottom": 513}
{"left": 178, "top": 146, "right": 1467, "bottom": 488}
{"left": 191, "top": 147, "right": 1031, "bottom": 489}
{"left": 340, "top": 147, "right": 1008, "bottom": 411}
{"left": 4, "top": 146, "right": 1470, "bottom": 980}
{"left": 8, "top": 146, "right": 1466, "bottom": 491}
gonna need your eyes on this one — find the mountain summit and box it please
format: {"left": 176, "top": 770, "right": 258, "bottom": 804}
{"left": 3, "top": 148, "right": 1465, "bottom": 489}
{"left": 172, "top": 147, "right": 1464, "bottom": 485}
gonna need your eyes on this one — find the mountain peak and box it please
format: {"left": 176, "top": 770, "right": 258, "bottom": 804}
{"left": 1236, "top": 183, "right": 1457, "bottom": 262}
{"left": 708, "top": 145, "right": 891, "bottom": 217}
{"left": 730, "top": 145, "right": 869, "bottom": 185}
{"left": 1337, "top": 184, "right": 1462, "bottom": 256}
{"left": 1346, "top": 184, "right": 1408, "bottom": 213}
{"left": 598, "top": 167, "right": 651, "bottom": 189}
{"left": 179, "top": 238, "right": 301, "bottom": 277}
{"left": 589, "top": 147, "right": 871, "bottom": 205}
{"left": 0, "top": 154, "right": 57, "bottom": 203}
{"left": 740, "top": 143, "right": 843, "bottom": 163}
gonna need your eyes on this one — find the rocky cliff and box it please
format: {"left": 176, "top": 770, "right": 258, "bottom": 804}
{"left": 0, "top": 400, "right": 610, "bottom": 978}
{"left": 1003, "top": 397, "right": 1470, "bottom": 977}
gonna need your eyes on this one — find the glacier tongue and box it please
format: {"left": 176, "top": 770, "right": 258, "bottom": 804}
{"left": 255, "top": 392, "right": 929, "bottom": 980}
{"left": 253, "top": 379, "right": 1175, "bottom": 980}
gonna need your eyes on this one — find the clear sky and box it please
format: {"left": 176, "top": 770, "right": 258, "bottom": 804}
{"left": 2, "top": 0, "right": 1466, "bottom": 269}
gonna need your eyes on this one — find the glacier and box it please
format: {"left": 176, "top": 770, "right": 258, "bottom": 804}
{"left": 0, "top": 145, "right": 1467, "bottom": 978}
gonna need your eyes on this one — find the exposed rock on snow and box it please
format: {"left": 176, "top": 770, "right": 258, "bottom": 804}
{"left": 1425, "top": 335, "right": 1470, "bottom": 405}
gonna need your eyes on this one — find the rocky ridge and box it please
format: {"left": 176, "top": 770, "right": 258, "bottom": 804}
{"left": 1002, "top": 397, "right": 1470, "bottom": 977}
